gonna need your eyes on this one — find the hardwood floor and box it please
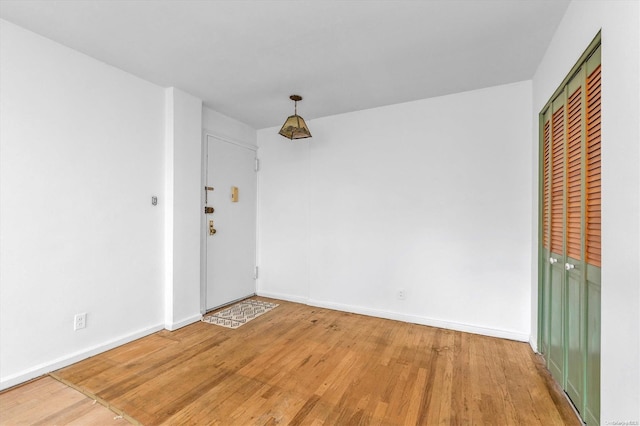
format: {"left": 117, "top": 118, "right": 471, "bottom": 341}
{"left": 15, "top": 298, "right": 579, "bottom": 425}
{"left": 0, "top": 376, "right": 130, "bottom": 425}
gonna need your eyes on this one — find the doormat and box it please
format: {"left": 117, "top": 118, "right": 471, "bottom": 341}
{"left": 202, "top": 299, "right": 279, "bottom": 329}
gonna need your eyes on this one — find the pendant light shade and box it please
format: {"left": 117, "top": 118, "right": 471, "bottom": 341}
{"left": 279, "top": 95, "right": 311, "bottom": 140}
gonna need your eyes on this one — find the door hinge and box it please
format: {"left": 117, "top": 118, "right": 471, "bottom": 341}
{"left": 255, "top": 158, "right": 260, "bottom": 172}
{"left": 254, "top": 266, "right": 259, "bottom": 279}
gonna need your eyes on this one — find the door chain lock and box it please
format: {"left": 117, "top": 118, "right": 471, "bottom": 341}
{"left": 209, "top": 220, "right": 217, "bottom": 235}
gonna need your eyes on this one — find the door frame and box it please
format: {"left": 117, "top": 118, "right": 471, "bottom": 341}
{"left": 200, "top": 132, "right": 258, "bottom": 314}
{"left": 536, "top": 31, "right": 601, "bottom": 423}
{"left": 536, "top": 31, "right": 601, "bottom": 354}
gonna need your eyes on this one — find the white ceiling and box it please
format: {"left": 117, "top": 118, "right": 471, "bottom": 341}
{"left": 0, "top": 0, "right": 570, "bottom": 129}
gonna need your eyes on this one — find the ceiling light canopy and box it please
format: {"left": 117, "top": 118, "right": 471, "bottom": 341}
{"left": 279, "top": 95, "right": 311, "bottom": 140}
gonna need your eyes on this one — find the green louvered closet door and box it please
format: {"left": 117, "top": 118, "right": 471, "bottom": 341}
{"left": 539, "top": 35, "right": 601, "bottom": 425}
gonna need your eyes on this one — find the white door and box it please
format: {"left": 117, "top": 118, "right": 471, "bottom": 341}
{"left": 204, "top": 135, "right": 257, "bottom": 310}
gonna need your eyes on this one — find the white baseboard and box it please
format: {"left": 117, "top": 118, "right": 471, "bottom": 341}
{"left": 256, "top": 290, "right": 309, "bottom": 305}
{"left": 0, "top": 323, "right": 164, "bottom": 391}
{"left": 165, "top": 313, "right": 203, "bottom": 331}
{"left": 258, "top": 291, "right": 529, "bottom": 342}
{"left": 311, "top": 299, "right": 530, "bottom": 342}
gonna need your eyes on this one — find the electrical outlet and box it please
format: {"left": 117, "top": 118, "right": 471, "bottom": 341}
{"left": 74, "top": 313, "right": 87, "bottom": 331}
{"left": 397, "top": 290, "right": 406, "bottom": 300}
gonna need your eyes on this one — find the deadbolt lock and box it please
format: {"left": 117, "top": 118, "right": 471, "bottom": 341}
{"left": 204, "top": 206, "right": 215, "bottom": 214}
{"left": 209, "top": 220, "right": 217, "bottom": 235}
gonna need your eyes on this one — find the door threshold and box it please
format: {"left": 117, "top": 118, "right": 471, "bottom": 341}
{"left": 563, "top": 391, "right": 586, "bottom": 425}
{"left": 204, "top": 293, "right": 257, "bottom": 314}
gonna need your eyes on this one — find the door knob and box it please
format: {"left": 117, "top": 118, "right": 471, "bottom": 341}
{"left": 549, "top": 257, "right": 558, "bottom": 264}
{"left": 565, "top": 263, "right": 575, "bottom": 270}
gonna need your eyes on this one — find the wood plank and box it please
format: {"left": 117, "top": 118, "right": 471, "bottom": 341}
{"left": 5, "top": 299, "right": 581, "bottom": 425}
{"left": 0, "top": 376, "right": 130, "bottom": 425}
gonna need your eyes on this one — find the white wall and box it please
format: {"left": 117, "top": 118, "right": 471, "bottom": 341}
{"left": 164, "top": 88, "right": 203, "bottom": 330}
{"left": 258, "top": 81, "right": 533, "bottom": 341}
{"left": 531, "top": 0, "right": 640, "bottom": 421}
{"left": 0, "top": 20, "right": 258, "bottom": 388}
{"left": 203, "top": 107, "right": 257, "bottom": 148}
{"left": 0, "top": 20, "right": 166, "bottom": 389}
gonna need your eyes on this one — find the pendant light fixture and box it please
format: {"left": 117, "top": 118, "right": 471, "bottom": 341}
{"left": 279, "top": 95, "right": 312, "bottom": 140}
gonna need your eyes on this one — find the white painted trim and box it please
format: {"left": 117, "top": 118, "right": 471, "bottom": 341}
{"left": 256, "top": 290, "right": 309, "bottom": 305}
{"left": 204, "top": 131, "right": 258, "bottom": 152}
{"left": 255, "top": 140, "right": 262, "bottom": 313}
{"left": 164, "top": 313, "right": 202, "bottom": 331}
{"left": 308, "top": 299, "right": 530, "bottom": 342}
{"left": 200, "top": 128, "right": 208, "bottom": 315}
{"left": 0, "top": 324, "right": 164, "bottom": 391}
{"left": 164, "top": 88, "right": 175, "bottom": 327}
{"left": 257, "top": 291, "right": 530, "bottom": 342}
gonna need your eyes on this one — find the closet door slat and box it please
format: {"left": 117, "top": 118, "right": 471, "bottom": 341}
{"left": 586, "top": 65, "right": 601, "bottom": 267}
{"left": 543, "top": 120, "right": 551, "bottom": 249}
{"left": 566, "top": 87, "right": 582, "bottom": 260}
{"left": 550, "top": 107, "right": 565, "bottom": 255}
